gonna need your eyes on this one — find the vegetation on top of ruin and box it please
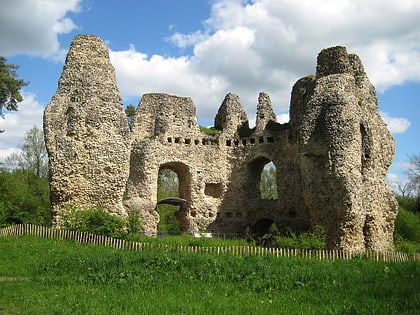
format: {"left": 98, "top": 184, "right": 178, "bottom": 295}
{"left": 265, "top": 120, "right": 289, "bottom": 132}
{"left": 199, "top": 125, "right": 220, "bottom": 136}
{"left": 237, "top": 124, "right": 255, "bottom": 137}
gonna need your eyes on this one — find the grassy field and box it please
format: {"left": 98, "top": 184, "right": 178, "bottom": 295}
{"left": 0, "top": 236, "right": 419, "bottom": 315}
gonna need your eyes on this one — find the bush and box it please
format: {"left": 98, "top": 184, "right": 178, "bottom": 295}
{"left": 199, "top": 125, "right": 219, "bottom": 136}
{"left": 397, "top": 196, "right": 419, "bottom": 214}
{"left": 393, "top": 235, "right": 418, "bottom": 254}
{"left": 61, "top": 206, "right": 126, "bottom": 238}
{"left": 394, "top": 207, "right": 420, "bottom": 242}
{"left": 393, "top": 206, "right": 420, "bottom": 253}
{"left": 274, "top": 226, "right": 326, "bottom": 250}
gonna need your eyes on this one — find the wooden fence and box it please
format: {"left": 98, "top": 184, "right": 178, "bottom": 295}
{"left": 1, "top": 224, "right": 418, "bottom": 263}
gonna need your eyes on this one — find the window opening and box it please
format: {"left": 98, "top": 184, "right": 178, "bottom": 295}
{"left": 260, "top": 161, "right": 278, "bottom": 200}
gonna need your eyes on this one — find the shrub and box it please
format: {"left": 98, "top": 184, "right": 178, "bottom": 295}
{"left": 397, "top": 196, "right": 419, "bottom": 214}
{"left": 61, "top": 206, "right": 126, "bottom": 238}
{"left": 125, "top": 211, "right": 142, "bottom": 235}
{"left": 393, "top": 206, "right": 420, "bottom": 253}
{"left": 274, "top": 226, "right": 326, "bottom": 250}
{"left": 393, "top": 234, "right": 418, "bottom": 254}
{"left": 199, "top": 126, "right": 219, "bottom": 136}
{"left": 394, "top": 207, "right": 420, "bottom": 242}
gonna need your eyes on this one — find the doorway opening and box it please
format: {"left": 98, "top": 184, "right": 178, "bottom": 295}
{"left": 156, "top": 162, "right": 191, "bottom": 234}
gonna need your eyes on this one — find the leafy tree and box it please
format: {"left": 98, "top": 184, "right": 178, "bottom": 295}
{"left": 3, "top": 125, "right": 48, "bottom": 178}
{"left": 158, "top": 168, "right": 179, "bottom": 198}
{"left": 0, "top": 56, "right": 28, "bottom": 132}
{"left": 0, "top": 170, "right": 51, "bottom": 227}
{"left": 260, "top": 163, "right": 278, "bottom": 200}
{"left": 394, "top": 194, "right": 420, "bottom": 253}
{"left": 0, "top": 126, "right": 51, "bottom": 227}
{"left": 125, "top": 104, "right": 136, "bottom": 127}
{"left": 157, "top": 168, "right": 180, "bottom": 234}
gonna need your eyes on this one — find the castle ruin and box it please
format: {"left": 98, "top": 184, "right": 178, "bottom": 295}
{"left": 44, "top": 35, "right": 398, "bottom": 250}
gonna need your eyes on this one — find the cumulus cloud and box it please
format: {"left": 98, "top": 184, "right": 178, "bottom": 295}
{"left": 380, "top": 112, "right": 411, "bottom": 134}
{"left": 110, "top": 0, "right": 420, "bottom": 124}
{"left": 0, "top": 0, "right": 80, "bottom": 58}
{"left": 0, "top": 92, "right": 44, "bottom": 161}
{"left": 110, "top": 46, "right": 230, "bottom": 120}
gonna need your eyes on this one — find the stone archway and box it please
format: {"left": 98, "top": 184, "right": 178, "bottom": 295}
{"left": 242, "top": 156, "right": 278, "bottom": 201}
{"left": 157, "top": 162, "right": 192, "bottom": 232}
{"left": 251, "top": 218, "right": 274, "bottom": 238}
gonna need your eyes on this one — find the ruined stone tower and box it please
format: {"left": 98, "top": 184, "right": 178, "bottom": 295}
{"left": 44, "top": 35, "right": 398, "bottom": 250}
{"left": 43, "top": 35, "right": 131, "bottom": 218}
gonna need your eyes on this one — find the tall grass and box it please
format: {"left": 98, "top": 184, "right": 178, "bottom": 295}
{"left": 0, "top": 236, "right": 419, "bottom": 315}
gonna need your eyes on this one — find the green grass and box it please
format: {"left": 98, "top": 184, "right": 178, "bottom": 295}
{"left": 0, "top": 236, "right": 419, "bottom": 315}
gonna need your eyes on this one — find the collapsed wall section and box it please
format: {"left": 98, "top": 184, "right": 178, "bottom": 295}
{"left": 125, "top": 93, "right": 233, "bottom": 235}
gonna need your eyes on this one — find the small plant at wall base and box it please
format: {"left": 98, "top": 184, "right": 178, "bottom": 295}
{"left": 125, "top": 211, "right": 142, "bottom": 235}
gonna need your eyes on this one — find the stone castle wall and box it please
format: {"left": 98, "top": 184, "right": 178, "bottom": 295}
{"left": 44, "top": 35, "right": 398, "bottom": 250}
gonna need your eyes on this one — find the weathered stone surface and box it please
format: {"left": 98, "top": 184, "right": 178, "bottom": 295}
{"left": 44, "top": 35, "right": 131, "bottom": 218}
{"left": 214, "top": 93, "right": 248, "bottom": 135}
{"left": 44, "top": 36, "right": 397, "bottom": 250}
{"left": 255, "top": 92, "right": 277, "bottom": 132}
{"left": 292, "top": 46, "right": 398, "bottom": 250}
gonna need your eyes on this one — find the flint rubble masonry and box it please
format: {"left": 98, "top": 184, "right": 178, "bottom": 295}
{"left": 44, "top": 35, "right": 398, "bottom": 250}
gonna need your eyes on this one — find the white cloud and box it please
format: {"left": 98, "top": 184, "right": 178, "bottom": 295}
{"left": 109, "top": 0, "right": 420, "bottom": 125}
{"left": 277, "top": 113, "right": 289, "bottom": 124}
{"left": 380, "top": 112, "right": 411, "bottom": 134}
{"left": 0, "top": 92, "right": 44, "bottom": 161}
{"left": 168, "top": 31, "right": 208, "bottom": 49}
{"left": 0, "top": 0, "right": 80, "bottom": 58}
{"left": 110, "top": 46, "right": 229, "bottom": 119}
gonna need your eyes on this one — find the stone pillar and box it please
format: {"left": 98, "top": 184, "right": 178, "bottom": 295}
{"left": 294, "top": 46, "right": 398, "bottom": 250}
{"left": 255, "top": 92, "right": 277, "bottom": 132}
{"left": 44, "top": 35, "right": 131, "bottom": 219}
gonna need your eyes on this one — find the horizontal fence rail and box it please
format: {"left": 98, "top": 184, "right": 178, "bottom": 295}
{"left": 1, "top": 224, "right": 418, "bottom": 263}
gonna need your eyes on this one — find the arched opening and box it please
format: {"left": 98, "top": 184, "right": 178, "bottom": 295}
{"left": 251, "top": 218, "right": 274, "bottom": 238}
{"left": 156, "top": 162, "right": 191, "bottom": 234}
{"left": 157, "top": 168, "right": 180, "bottom": 234}
{"left": 260, "top": 161, "right": 278, "bottom": 200}
{"left": 246, "top": 157, "right": 278, "bottom": 200}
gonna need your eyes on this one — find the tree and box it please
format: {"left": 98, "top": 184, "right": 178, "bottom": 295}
{"left": 400, "top": 154, "right": 420, "bottom": 215}
{"left": 260, "top": 163, "right": 278, "bottom": 200}
{"left": 125, "top": 104, "right": 136, "bottom": 127}
{"left": 3, "top": 125, "right": 48, "bottom": 178}
{"left": 405, "top": 154, "right": 420, "bottom": 198}
{"left": 393, "top": 181, "right": 412, "bottom": 198}
{"left": 0, "top": 56, "right": 28, "bottom": 132}
{"left": 0, "top": 169, "right": 51, "bottom": 227}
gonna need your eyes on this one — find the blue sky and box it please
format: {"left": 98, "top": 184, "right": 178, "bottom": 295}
{"left": 0, "top": 0, "right": 419, "bottom": 189}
